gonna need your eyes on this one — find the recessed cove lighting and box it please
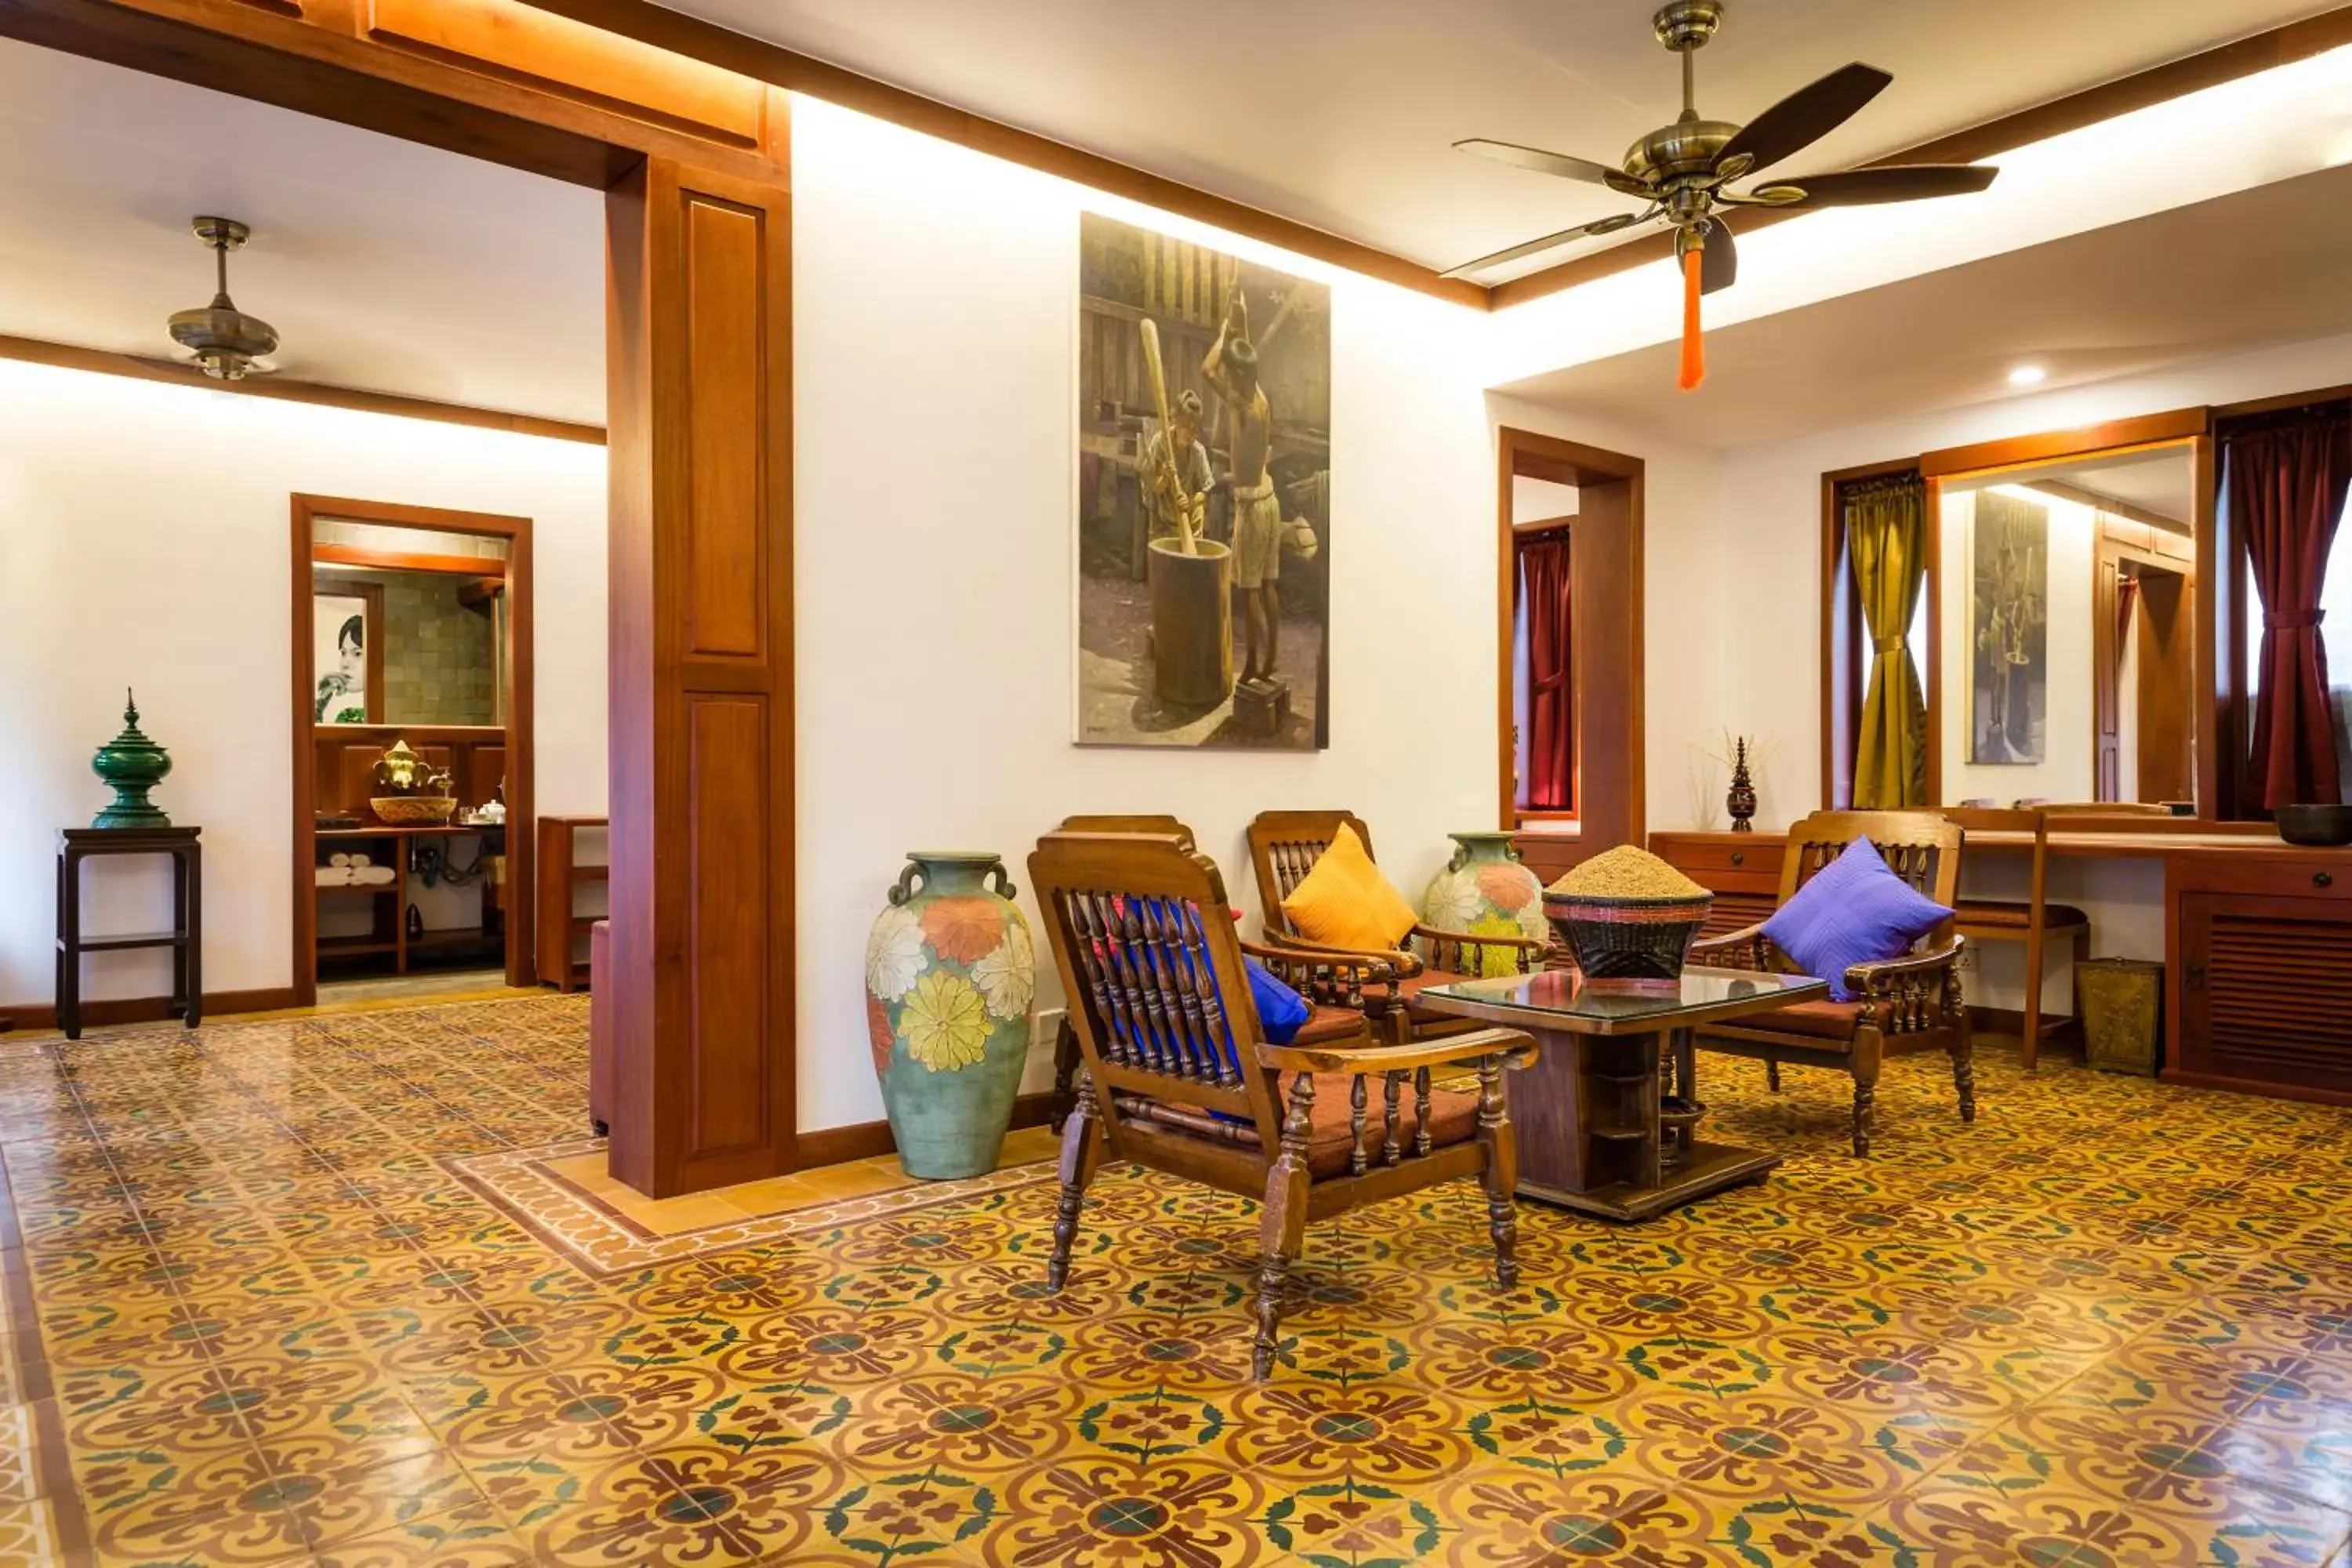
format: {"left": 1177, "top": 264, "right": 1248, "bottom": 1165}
{"left": 2008, "top": 364, "right": 2047, "bottom": 387}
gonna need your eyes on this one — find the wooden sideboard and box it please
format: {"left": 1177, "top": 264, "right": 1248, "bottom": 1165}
{"left": 1648, "top": 826, "right": 2352, "bottom": 1106}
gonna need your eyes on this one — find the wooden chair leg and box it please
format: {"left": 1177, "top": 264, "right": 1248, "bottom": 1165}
{"left": 1949, "top": 972, "right": 1977, "bottom": 1124}
{"left": 1765, "top": 1058, "right": 1782, "bottom": 1093}
{"left": 1849, "top": 1031, "right": 1884, "bottom": 1160}
{"left": 1475, "top": 1054, "right": 1519, "bottom": 1290}
{"left": 1046, "top": 1071, "right": 1102, "bottom": 1294}
{"left": 1046, "top": 1014, "right": 1080, "bottom": 1134}
{"left": 1254, "top": 1072, "right": 1315, "bottom": 1381}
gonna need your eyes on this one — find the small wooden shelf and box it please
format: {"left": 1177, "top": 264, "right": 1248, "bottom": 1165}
{"left": 411, "top": 925, "right": 497, "bottom": 949}
{"left": 537, "top": 817, "right": 607, "bottom": 993}
{"left": 318, "top": 935, "right": 400, "bottom": 956}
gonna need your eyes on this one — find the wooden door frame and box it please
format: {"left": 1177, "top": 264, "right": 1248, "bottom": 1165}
{"left": 1495, "top": 426, "right": 1645, "bottom": 844}
{"left": 292, "top": 494, "right": 535, "bottom": 1004}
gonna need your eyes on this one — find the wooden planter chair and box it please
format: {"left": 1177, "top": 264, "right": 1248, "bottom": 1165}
{"left": 1030, "top": 830, "right": 1536, "bottom": 1379}
{"left": 1688, "top": 810, "right": 1973, "bottom": 1158}
{"left": 1247, "top": 810, "right": 1549, "bottom": 1043}
{"left": 1043, "top": 814, "right": 1421, "bottom": 1129}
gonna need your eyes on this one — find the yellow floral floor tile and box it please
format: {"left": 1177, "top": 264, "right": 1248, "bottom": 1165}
{"left": 2, "top": 994, "right": 2350, "bottom": 1566}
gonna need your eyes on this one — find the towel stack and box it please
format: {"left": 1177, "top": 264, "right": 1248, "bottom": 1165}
{"left": 316, "top": 851, "right": 395, "bottom": 887}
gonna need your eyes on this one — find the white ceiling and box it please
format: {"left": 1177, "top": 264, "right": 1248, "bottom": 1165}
{"left": 0, "top": 38, "right": 605, "bottom": 423}
{"left": 1494, "top": 158, "right": 2352, "bottom": 449}
{"left": 659, "top": 0, "right": 2343, "bottom": 275}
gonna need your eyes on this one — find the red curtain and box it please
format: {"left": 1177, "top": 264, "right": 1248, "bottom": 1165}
{"left": 2229, "top": 405, "right": 2352, "bottom": 809}
{"left": 1520, "top": 535, "right": 1573, "bottom": 811}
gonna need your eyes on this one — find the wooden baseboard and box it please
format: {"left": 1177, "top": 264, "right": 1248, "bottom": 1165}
{"left": 793, "top": 1091, "right": 1054, "bottom": 1171}
{"left": 0, "top": 987, "right": 300, "bottom": 1033}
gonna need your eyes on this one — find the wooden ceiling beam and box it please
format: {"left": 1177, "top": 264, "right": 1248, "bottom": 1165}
{"left": 0, "top": 332, "right": 607, "bottom": 445}
{"left": 513, "top": 0, "right": 1489, "bottom": 309}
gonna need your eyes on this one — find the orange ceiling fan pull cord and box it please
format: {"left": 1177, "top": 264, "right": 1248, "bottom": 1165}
{"left": 1677, "top": 244, "right": 1705, "bottom": 392}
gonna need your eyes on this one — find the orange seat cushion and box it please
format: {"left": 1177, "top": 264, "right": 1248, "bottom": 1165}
{"left": 1123, "top": 1072, "right": 1483, "bottom": 1178}
{"left": 1952, "top": 900, "right": 2089, "bottom": 932}
{"left": 1279, "top": 825, "right": 1419, "bottom": 953}
{"left": 1722, "top": 998, "right": 1863, "bottom": 1041}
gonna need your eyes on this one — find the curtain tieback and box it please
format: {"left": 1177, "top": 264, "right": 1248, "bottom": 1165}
{"left": 2265, "top": 610, "right": 2325, "bottom": 630}
{"left": 1871, "top": 635, "right": 1908, "bottom": 654}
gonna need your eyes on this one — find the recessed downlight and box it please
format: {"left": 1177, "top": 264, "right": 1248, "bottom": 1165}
{"left": 2008, "top": 364, "right": 2047, "bottom": 387}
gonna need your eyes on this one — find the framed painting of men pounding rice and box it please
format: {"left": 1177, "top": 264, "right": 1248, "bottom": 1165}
{"left": 1076, "top": 213, "right": 1331, "bottom": 749}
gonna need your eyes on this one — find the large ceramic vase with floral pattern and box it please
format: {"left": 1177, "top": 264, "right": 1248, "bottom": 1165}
{"left": 1420, "top": 831, "right": 1548, "bottom": 976}
{"left": 864, "top": 851, "right": 1035, "bottom": 1179}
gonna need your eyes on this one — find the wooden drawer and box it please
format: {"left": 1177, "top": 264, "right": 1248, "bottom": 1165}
{"left": 1650, "top": 833, "right": 1784, "bottom": 896}
{"left": 2169, "top": 851, "right": 2352, "bottom": 900}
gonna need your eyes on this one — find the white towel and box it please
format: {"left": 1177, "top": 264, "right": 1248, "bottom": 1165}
{"left": 354, "top": 866, "right": 395, "bottom": 887}
{"left": 349, "top": 851, "right": 372, "bottom": 869}
{"left": 315, "top": 866, "right": 354, "bottom": 887}
{"left": 329, "top": 852, "right": 353, "bottom": 869}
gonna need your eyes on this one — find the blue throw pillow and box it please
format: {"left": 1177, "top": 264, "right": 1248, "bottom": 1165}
{"left": 1245, "top": 957, "right": 1312, "bottom": 1044}
{"left": 1762, "top": 837, "right": 1952, "bottom": 1002}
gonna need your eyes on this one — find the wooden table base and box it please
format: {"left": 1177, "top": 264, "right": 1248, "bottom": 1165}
{"left": 1511, "top": 1022, "right": 1780, "bottom": 1221}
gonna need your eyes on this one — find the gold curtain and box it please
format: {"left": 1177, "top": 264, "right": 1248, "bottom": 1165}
{"left": 1849, "top": 478, "right": 1928, "bottom": 807}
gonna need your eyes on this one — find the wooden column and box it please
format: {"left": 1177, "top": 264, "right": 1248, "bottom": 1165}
{"left": 605, "top": 154, "right": 795, "bottom": 1196}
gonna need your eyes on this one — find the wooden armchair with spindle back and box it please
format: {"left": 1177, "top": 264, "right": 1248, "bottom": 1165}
{"left": 1690, "top": 810, "right": 1973, "bottom": 1157}
{"left": 1043, "top": 814, "right": 1422, "bottom": 1129}
{"left": 1030, "top": 831, "right": 1537, "bottom": 1379}
{"left": 1248, "top": 811, "right": 1548, "bottom": 1043}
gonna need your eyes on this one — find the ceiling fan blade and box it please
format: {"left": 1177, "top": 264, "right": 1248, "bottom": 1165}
{"left": 1455, "top": 138, "right": 1629, "bottom": 189}
{"left": 1758, "top": 164, "right": 1998, "bottom": 208}
{"left": 1715, "top": 63, "right": 1893, "bottom": 177}
{"left": 1441, "top": 218, "right": 1632, "bottom": 278}
{"left": 1700, "top": 221, "right": 1737, "bottom": 295}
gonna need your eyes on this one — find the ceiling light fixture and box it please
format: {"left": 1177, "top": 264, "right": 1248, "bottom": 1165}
{"left": 168, "top": 216, "right": 278, "bottom": 380}
{"left": 2007, "top": 364, "right": 2047, "bottom": 387}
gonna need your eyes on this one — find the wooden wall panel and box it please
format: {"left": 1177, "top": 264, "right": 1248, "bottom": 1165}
{"left": 686, "top": 696, "right": 769, "bottom": 1154}
{"left": 683, "top": 195, "right": 766, "bottom": 660}
{"left": 607, "top": 154, "right": 795, "bottom": 1196}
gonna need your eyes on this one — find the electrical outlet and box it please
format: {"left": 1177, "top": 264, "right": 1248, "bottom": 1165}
{"left": 1952, "top": 946, "right": 1978, "bottom": 973}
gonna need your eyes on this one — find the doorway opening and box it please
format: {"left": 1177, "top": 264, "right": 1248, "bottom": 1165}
{"left": 1497, "top": 428, "right": 1645, "bottom": 859}
{"left": 292, "top": 495, "right": 535, "bottom": 1006}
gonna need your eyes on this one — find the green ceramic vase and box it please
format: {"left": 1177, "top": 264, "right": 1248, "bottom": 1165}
{"left": 1419, "top": 831, "right": 1547, "bottom": 976}
{"left": 90, "top": 690, "right": 172, "bottom": 829}
{"left": 864, "top": 851, "right": 1034, "bottom": 1179}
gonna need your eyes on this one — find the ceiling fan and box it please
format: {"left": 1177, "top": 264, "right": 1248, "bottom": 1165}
{"left": 1451, "top": 0, "right": 1998, "bottom": 390}
{"left": 168, "top": 216, "right": 279, "bottom": 380}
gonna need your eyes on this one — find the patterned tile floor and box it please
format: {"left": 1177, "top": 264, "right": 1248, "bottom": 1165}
{"left": 1, "top": 996, "right": 2349, "bottom": 1567}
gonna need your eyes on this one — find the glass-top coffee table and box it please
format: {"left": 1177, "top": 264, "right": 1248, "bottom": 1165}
{"left": 1414, "top": 966, "right": 1828, "bottom": 1221}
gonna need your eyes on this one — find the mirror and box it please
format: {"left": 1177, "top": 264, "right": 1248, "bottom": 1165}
{"left": 1936, "top": 443, "right": 2196, "bottom": 808}
{"left": 310, "top": 520, "right": 507, "bottom": 729}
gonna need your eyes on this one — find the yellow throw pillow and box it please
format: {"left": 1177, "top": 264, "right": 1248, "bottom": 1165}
{"left": 1280, "top": 824, "right": 1419, "bottom": 953}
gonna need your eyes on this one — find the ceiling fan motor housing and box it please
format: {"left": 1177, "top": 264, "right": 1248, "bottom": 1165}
{"left": 167, "top": 215, "right": 278, "bottom": 380}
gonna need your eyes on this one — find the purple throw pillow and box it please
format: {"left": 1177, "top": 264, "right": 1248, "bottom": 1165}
{"left": 1762, "top": 837, "right": 1952, "bottom": 1002}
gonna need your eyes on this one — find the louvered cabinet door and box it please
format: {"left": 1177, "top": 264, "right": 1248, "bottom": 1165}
{"left": 2178, "top": 891, "right": 2352, "bottom": 1096}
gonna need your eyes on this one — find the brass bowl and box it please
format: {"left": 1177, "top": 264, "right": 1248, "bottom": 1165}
{"left": 371, "top": 795, "right": 457, "bottom": 826}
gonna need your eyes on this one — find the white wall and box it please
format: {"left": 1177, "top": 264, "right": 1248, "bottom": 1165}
{"left": 793, "top": 100, "right": 1552, "bottom": 1131}
{"left": 0, "top": 360, "right": 607, "bottom": 1007}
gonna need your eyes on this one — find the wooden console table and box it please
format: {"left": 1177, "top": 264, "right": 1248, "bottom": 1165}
{"left": 1414, "top": 966, "right": 1828, "bottom": 1221}
{"left": 56, "top": 826, "right": 201, "bottom": 1041}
